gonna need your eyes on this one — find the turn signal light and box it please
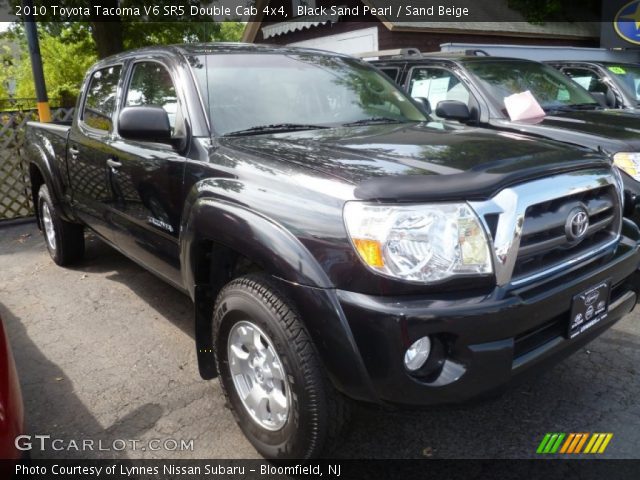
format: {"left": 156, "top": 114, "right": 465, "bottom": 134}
{"left": 353, "top": 238, "right": 384, "bottom": 268}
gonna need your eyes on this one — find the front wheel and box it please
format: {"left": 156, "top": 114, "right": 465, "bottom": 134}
{"left": 213, "top": 274, "right": 347, "bottom": 459}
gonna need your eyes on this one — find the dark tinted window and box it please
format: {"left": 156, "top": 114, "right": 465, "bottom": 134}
{"left": 125, "top": 62, "right": 178, "bottom": 129}
{"left": 379, "top": 68, "right": 399, "bottom": 82}
{"left": 82, "top": 65, "right": 121, "bottom": 132}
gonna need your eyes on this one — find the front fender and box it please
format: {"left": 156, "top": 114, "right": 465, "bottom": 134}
{"left": 181, "top": 196, "right": 333, "bottom": 300}
{"left": 180, "top": 193, "right": 377, "bottom": 400}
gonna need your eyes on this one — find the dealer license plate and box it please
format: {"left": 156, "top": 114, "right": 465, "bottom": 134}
{"left": 568, "top": 280, "right": 611, "bottom": 339}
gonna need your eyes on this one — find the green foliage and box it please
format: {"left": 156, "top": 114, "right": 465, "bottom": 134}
{"left": 0, "top": 15, "right": 246, "bottom": 105}
{"left": 5, "top": 0, "right": 246, "bottom": 57}
{"left": 0, "top": 25, "right": 96, "bottom": 106}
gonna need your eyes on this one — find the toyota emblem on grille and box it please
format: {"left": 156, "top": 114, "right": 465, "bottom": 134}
{"left": 565, "top": 207, "right": 589, "bottom": 242}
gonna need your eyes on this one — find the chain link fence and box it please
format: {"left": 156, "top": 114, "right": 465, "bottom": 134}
{"left": 0, "top": 103, "right": 74, "bottom": 221}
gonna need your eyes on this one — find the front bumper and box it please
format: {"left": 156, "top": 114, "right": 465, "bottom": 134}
{"left": 335, "top": 236, "right": 640, "bottom": 406}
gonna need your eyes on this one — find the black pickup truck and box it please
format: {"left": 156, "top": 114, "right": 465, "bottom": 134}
{"left": 368, "top": 51, "right": 640, "bottom": 210}
{"left": 25, "top": 43, "right": 640, "bottom": 459}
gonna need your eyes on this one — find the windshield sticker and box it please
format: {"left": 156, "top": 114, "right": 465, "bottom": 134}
{"left": 504, "top": 90, "right": 545, "bottom": 121}
{"left": 608, "top": 66, "right": 627, "bottom": 74}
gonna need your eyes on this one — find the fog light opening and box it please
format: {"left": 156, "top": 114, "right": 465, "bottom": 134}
{"left": 404, "top": 336, "right": 432, "bottom": 371}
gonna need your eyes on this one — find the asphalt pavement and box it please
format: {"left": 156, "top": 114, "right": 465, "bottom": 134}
{"left": 1, "top": 221, "right": 639, "bottom": 459}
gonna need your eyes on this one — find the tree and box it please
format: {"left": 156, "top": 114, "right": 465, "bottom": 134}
{"left": 0, "top": 9, "right": 245, "bottom": 104}
{"left": 6, "top": 1, "right": 245, "bottom": 58}
{"left": 0, "top": 25, "right": 96, "bottom": 105}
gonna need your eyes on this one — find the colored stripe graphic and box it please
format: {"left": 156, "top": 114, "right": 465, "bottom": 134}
{"left": 537, "top": 433, "right": 566, "bottom": 454}
{"left": 559, "top": 433, "right": 575, "bottom": 454}
{"left": 537, "top": 433, "right": 552, "bottom": 454}
{"left": 584, "top": 434, "right": 599, "bottom": 453}
{"left": 585, "top": 433, "right": 614, "bottom": 454}
{"left": 574, "top": 433, "right": 589, "bottom": 454}
{"left": 538, "top": 433, "right": 613, "bottom": 455}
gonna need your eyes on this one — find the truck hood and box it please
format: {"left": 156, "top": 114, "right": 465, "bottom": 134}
{"left": 493, "top": 109, "right": 640, "bottom": 154}
{"left": 223, "top": 122, "right": 609, "bottom": 201}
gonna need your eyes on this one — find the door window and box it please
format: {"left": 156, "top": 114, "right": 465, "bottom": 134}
{"left": 561, "top": 68, "right": 609, "bottom": 95}
{"left": 408, "top": 67, "right": 471, "bottom": 118}
{"left": 125, "top": 62, "right": 179, "bottom": 131}
{"left": 379, "top": 67, "right": 399, "bottom": 82}
{"left": 81, "top": 65, "right": 121, "bottom": 132}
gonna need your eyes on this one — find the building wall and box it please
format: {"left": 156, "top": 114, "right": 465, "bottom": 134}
{"left": 255, "top": 21, "right": 599, "bottom": 51}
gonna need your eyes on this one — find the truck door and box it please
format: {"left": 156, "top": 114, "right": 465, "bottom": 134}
{"left": 106, "top": 59, "right": 187, "bottom": 287}
{"left": 67, "top": 64, "right": 124, "bottom": 244}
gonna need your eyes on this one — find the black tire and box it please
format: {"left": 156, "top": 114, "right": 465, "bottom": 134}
{"left": 213, "top": 274, "right": 348, "bottom": 459}
{"left": 37, "top": 184, "right": 84, "bottom": 266}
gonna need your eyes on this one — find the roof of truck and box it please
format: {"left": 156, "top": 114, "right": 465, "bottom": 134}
{"left": 94, "top": 42, "right": 351, "bottom": 67}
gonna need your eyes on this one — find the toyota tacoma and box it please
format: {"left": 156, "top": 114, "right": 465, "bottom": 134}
{"left": 25, "top": 43, "right": 640, "bottom": 459}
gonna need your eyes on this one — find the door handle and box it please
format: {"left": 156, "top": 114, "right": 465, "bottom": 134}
{"left": 69, "top": 146, "right": 79, "bottom": 157}
{"left": 106, "top": 158, "right": 122, "bottom": 169}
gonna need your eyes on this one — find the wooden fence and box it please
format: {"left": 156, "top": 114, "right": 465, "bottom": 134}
{"left": 0, "top": 106, "right": 74, "bottom": 221}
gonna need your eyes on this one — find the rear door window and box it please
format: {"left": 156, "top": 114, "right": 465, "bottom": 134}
{"left": 81, "top": 65, "right": 122, "bottom": 132}
{"left": 379, "top": 67, "right": 400, "bottom": 82}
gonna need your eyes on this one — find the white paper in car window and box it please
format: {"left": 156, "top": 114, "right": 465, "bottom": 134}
{"left": 411, "top": 79, "right": 432, "bottom": 98}
{"left": 572, "top": 76, "right": 593, "bottom": 90}
{"left": 504, "top": 90, "right": 545, "bottom": 121}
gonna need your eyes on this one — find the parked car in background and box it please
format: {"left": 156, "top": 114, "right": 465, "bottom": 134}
{"left": 0, "top": 314, "right": 24, "bottom": 463}
{"left": 24, "top": 43, "right": 640, "bottom": 459}
{"left": 367, "top": 50, "right": 640, "bottom": 218}
{"left": 547, "top": 61, "right": 640, "bottom": 111}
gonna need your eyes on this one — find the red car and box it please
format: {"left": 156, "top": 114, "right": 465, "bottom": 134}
{"left": 0, "top": 314, "right": 24, "bottom": 462}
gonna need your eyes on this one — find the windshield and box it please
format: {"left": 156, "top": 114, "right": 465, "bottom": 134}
{"left": 464, "top": 60, "right": 598, "bottom": 114}
{"left": 189, "top": 53, "right": 426, "bottom": 135}
{"left": 604, "top": 64, "right": 640, "bottom": 104}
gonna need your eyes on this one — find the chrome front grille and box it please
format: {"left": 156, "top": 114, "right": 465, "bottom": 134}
{"left": 512, "top": 185, "right": 619, "bottom": 281}
{"left": 469, "top": 168, "right": 623, "bottom": 287}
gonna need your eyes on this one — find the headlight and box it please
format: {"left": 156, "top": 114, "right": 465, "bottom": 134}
{"left": 343, "top": 202, "right": 493, "bottom": 283}
{"left": 613, "top": 152, "right": 640, "bottom": 181}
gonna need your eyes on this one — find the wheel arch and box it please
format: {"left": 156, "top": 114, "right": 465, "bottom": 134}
{"left": 181, "top": 197, "right": 377, "bottom": 401}
{"left": 181, "top": 195, "right": 334, "bottom": 381}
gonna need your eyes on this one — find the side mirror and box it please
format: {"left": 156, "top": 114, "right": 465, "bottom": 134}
{"left": 590, "top": 92, "right": 608, "bottom": 108}
{"left": 413, "top": 96, "right": 431, "bottom": 115}
{"left": 435, "top": 100, "right": 471, "bottom": 122}
{"left": 119, "top": 106, "right": 171, "bottom": 142}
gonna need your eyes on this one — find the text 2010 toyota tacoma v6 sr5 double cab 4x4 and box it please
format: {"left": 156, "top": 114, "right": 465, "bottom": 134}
{"left": 25, "top": 43, "right": 640, "bottom": 459}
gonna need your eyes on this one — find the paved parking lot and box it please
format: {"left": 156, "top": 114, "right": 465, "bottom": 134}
{"left": 1, "top": 221, "right": 640, "bottom": 459}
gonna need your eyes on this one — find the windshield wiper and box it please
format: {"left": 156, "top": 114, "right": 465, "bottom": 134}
{"left": 225, "top": 123, "right": 330, "bottom": 137}
{"left": 343, "top": 117, "right": 405, "bottom": 126}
